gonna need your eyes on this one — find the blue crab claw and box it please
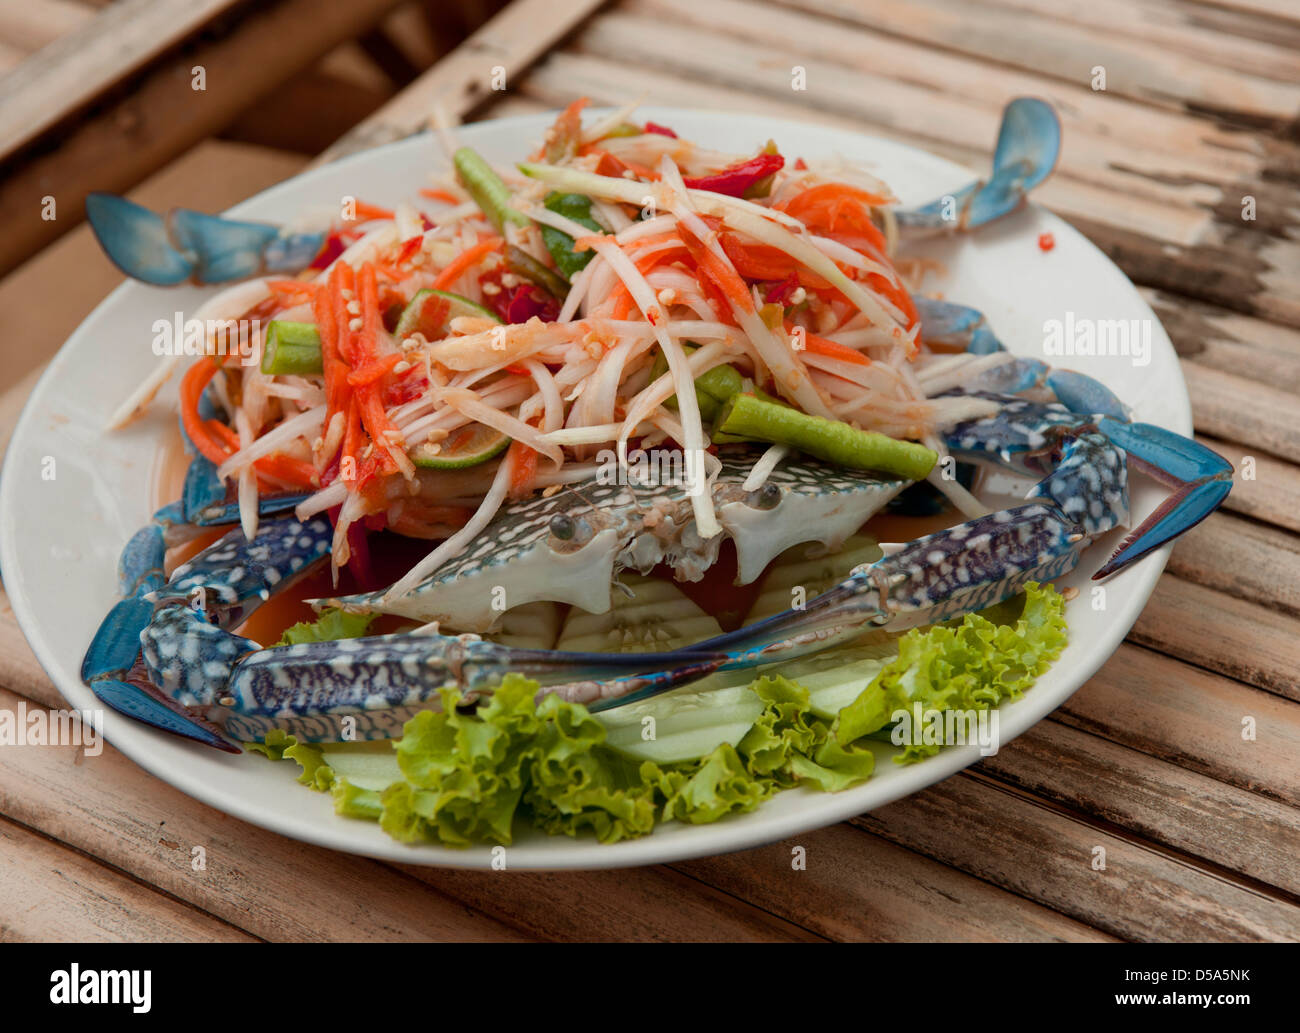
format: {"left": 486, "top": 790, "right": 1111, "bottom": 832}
{"left": 81, "top": 596, "right": 239, "bottom": 753}
{"left": 86, "top": 193, "right": 325, "bottom": 286}
{"left": 1045, "top": 370, "right": 1131, "bottom": 422}
{"left": 895, "top": 97, "right": 1061, "bottom": 236}
{"left": 90, "top": 679, "right": 240, "bottom": 753}
{"left": 1091, "top": 419, "right": 1233, "bottom": 578}
{"left": 912, "top": 296, "right": 1009, "bottom": 355}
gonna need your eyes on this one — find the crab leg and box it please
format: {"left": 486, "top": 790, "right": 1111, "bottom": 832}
{"left": 85, "top": 193, "right": 326, "bottom": 286}
{"left": 894, "top": 97, "right": 1061, "bottom": 237}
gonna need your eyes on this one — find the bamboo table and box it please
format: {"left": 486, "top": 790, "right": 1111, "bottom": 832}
{"left": 2, "top": 0, "right": 1298, "bottom": 942}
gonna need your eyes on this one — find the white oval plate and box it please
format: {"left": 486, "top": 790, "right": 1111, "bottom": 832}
{"left": 0, "top": 108, "right": 1184, "bottom": 869}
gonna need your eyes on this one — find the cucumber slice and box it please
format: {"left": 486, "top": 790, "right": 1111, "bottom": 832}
{"left": 317, "top": 741, "right": 403, "bottom": 792}
{"left": 761, "top": 641, "right": 897, "bottom": 720}
{"left": 597, "top": 685, "right": 765, "bottom": 764}
{"left": 394, "top": 288, "right": 499, "bottom": 341}
{"left": 743, "top": 532, "right": 899, "bottom": 719}
{"left": 563, "top": 575, "right": 759, "bottom": 758}
{"left": 411, "top": 422, "right": 509, "bottom": 469}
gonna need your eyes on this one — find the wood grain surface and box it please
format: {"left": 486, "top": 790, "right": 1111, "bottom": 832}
{"left": 0, "top": 0, "right": 1296, "bottom": 942}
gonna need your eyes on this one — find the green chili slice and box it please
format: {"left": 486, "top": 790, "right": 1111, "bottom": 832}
{"left": 504, "top": 244, "right": 569, "bottom": 300}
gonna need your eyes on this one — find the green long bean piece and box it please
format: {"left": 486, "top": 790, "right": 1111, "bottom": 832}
{"left": 453, "top": 147, "right": 530, "bottom": 233}
{"left": 715, "top": 393, "right": 937, "bottom": 480}
{"left": 260, "top": 320, "right": 322, "bottom": 376}
{"left": 650, "top": 346, "right": 744, "bottom": 421}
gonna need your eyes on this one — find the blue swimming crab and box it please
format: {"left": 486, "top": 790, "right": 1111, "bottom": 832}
{"left": 80, "top": 99, "right": 1233, "bottom": 750}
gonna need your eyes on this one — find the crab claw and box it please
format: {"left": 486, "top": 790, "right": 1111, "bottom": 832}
{"left": 85, "top": 193, "right": 325, "bottom": 286}
{"left": 895, "top": 97, "right": 1061, "bottom": 236}
{"left": 1092, "top": 419, "right": 1233, "bottom": 579}
{"left": 1045, "top": 370, "right": 1131, "bottom": 422}
{"left": 912, "top": 296, "right": 1009, "bottom": 354}
{"left": 81, "top": 597, "right": 240, "bottom": 753}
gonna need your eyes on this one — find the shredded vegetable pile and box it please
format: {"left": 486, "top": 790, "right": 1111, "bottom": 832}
{"left": 119, "top": 98, "right": 1010, "bottom": 592}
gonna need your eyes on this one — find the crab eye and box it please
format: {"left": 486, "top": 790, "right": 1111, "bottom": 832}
{"left": 748, "top": 483, "right": 782, "bottom": 510}
{"left": 549, "top": 514, "right": 576, "bottom": 540}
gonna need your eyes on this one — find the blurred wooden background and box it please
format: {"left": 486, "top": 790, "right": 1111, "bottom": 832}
{"left": 0, "top": 0, "right": 506, "bottom": 396}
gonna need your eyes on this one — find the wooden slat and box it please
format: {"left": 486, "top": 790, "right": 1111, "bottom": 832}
{"left": 401, "top": 864, "right": 825, "bottom": 942}
{"left": 771, "top": 0, "right": 1300, "bottom": 122}
{"left": 981, "top": 721, "right": 1300, "bottom": 895}
{"left": 1167, "top": 511, "right": 1300, "bottom": 616}
{"left": 1195, "top": 435, "right": 1300, "bottom": 534}
{"left": 1059, "top": 642, "right": 1300, "bottom": 804}
{"left": 0, "top": 0, "right": 404, "bottom": 277}
{"left": 1180, "top": 361, "right": 1300, "bottom": 464}
{"left": 675, "top": 823, "right": 1116, "bottom": 941}
{"left": 968, "top": 0, "right": 1300, "bottom": 80}
{"left": 316, "top": 0, "right": 608, "bottom": 163}
{"left": 855, "top": 775, "right": 1300, "bottom": 940}
{"left": 0, "top": 686, "right": 529, "bottom": 942}
{"left": 1131, "top": 575, "right": 1300, "bottom": 701}
{"left": 0, "top": 0, "right": 242, "bottom": 159}
{"left": 1144, "top": 288, "right": 1300, "bottom": 395}
{"left": 0, "top": 816, "right": 255, "bottom": 942}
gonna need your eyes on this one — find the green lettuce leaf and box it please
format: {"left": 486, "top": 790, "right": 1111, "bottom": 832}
{"left": 244, "top": 729, "right": 335, "bottom": 789}
{"left": 277, "top": 607, "right": 376, "bottom": 646}
{"left": 835, "top": 581, "right": 1068, "bottom": 762}
{"left": 651, "top": 744, "right": 771, "bottom": 824}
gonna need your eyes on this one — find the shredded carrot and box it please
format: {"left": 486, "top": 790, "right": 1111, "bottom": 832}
{"left": 506, "top": 438, "right": 539, "bottom": 499}
{"left": 205, "top": 419, "right": 239, "bottom": 451}
{"left": 348, "top": 352, "right": 404, "bottom": 389}
{"left": 179, "top": 358, "right": 231, "bottom": 465}
{"left": 608, "top": 244, "right": 690, "bottom": 318}
{"left": 719, "top": 236, "right": 798, "bottom": 281}
{"left": 267, "top": 279, "right": 319, "bottom": 299}
{"left": 347, "top": 200, "right": 395, "bottom": 222}
{"left": 254, "top": 453, "right": 318, "bottom": 489}
{"left": 866, "top": 272, "right": 920, "bottom": 327}
{"left": 420, "top": 188, "right": 462, "bottom": 204}
{"left": 678, "top": 223, "right": 755, "bottom": 314}
{"left": 432, "top": 235, "right": 502, "bottom": 290}
{"left": 803, "top": 333, "right": 872, "bottom": 366}
{"left": 351, "top": 263, "right": 404, "bottom": 473}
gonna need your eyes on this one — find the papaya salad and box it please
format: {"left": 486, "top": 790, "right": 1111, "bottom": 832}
{"left": 116, "top": 98, "right": 1003, "bottom": 598}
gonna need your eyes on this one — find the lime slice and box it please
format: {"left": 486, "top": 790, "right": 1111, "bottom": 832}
{"left": 411, "top": 423, "right": 509, "bottom": 469}
{"left": 394, "top": 288, "right": 499, "bottom": 340}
